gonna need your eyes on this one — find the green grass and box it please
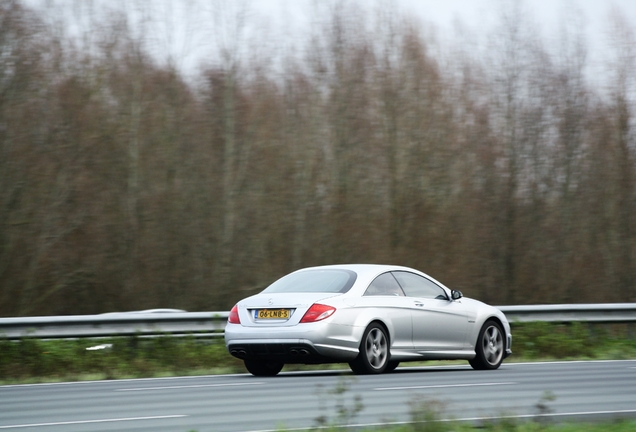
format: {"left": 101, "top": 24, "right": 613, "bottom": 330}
{"left": 341, "top": 420, "right": 636, "bottom": 432}
{"left": 512, "top": 321, "right": 636, "bottom": 360}
{"left": 374, "top": 421, "right": 636, "bottom": 432}
{"left": 0, "top": 335, "right": 245, "bottom": 384}
{"left": 1, "top": 322, "right": 635, "bottom": 384}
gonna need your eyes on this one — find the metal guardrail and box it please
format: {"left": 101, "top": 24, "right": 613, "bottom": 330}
{"left": 498, "top": 303, "right": 636, "bottom": 323}
{"left": 0, "top": 311, "right": 229, "bottom": 340}
{"left": 0, "top": 304, "right": 635, "bottom": 340}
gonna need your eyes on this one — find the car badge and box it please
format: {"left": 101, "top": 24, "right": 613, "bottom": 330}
{"left": 268, "top": 298, "right": 274, "bottom": 305}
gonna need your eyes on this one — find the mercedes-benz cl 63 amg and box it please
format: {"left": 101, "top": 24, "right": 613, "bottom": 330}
{"left": 225, "top": 264, "right": 512, "bottom": 376}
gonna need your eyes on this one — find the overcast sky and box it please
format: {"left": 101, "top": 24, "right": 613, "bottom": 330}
{"left": 250, "top": 0, "right": 636, "bottom": 34}
{"left": 25, "top": 0, "right": 636, "bottom": 84}
{"left": 249, "top": 0, "right": 636, "bottom": 56}
{"left": 236, "top": 0, "right": 635, "bottom": 87}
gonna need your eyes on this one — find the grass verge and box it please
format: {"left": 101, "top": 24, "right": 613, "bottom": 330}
{"left": 335, "top": 419, "right": 636, "bottom": 432}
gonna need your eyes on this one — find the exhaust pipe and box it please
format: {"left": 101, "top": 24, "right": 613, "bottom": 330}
{"left": 230, "top": 349, "right": 247, "bottom": 358}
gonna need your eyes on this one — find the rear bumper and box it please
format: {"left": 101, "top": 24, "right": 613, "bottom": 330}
{"left": 228, "top": 340, "right": 331, "bottom": 364}
{"left": 225, "top": 322, "right": 361, "bottom": 364}
{"left": 227, "top": 338, "right": 359, "bottom": 364}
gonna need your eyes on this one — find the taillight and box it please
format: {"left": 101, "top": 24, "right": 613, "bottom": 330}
{"left": 228, "top": 305, "right": 241, "bottom": 324}
{"left": 300, "top": 304, "right": 336, "bottom": 323}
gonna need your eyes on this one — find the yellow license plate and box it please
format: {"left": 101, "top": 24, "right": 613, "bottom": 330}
{"left": 256, "top": 309, "right": 290, "bottom": 319}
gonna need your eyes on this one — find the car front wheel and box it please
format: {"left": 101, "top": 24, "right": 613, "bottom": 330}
{"left": 244, "top": 359, "right": 284, "bottom": 376}
{"left": 349, "top": 323, "right": 389, "bottom": 374}
{"left": 469, "top": 320, "right": 504, "bottom": 370}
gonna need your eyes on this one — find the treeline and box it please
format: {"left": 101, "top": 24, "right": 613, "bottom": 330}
{"left": 0, "top": 0, "right": 634, "bottom": 316}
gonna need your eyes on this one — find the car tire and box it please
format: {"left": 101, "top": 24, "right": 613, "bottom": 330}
{"left": 244, "top": 359, "right": 284, "bottom": 377}
{"left": 469, "top": 320, "right": 504, "bottom": 370}
{"left": 349, "top": 323, "right": 389, "bottom": 374}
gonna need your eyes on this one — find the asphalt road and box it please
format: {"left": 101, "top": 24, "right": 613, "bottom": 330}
{"left": 1, "top": 360, "right": 636, "bottom": 431}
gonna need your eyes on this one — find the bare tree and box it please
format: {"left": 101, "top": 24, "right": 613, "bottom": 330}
{"left": 605, "top": 9, "right": 636, "bottom": 300}
{"left": 488, "top": 0, "right": 531, "bottom": 304}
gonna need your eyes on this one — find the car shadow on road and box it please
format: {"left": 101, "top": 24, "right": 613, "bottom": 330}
{"left": 258, "top": 364, "right": 477, "bottom": 378}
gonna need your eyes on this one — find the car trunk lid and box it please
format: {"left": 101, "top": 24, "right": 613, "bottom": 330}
{"left": 238, "top": 292, "right": 339, "bottom": 327}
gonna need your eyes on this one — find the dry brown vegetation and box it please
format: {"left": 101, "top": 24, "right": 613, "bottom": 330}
{"left": 0, "top": 0, "right": 635, "bottom": 316}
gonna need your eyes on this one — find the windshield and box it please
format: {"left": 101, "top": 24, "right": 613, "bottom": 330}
{"left": 262, "top": 269, "right": 357, "bottom": 294}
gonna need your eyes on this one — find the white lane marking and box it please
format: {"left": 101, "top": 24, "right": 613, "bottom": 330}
{"left": 116, "top": 382, "right": 264, "bottom": 391}
{"left": 0, "top": 415, "right": 187, "bottom": 429}
{"left": 243, "top": 409, "right": 636, "bottom": 432}
{"left": 3, "top": 359, "right": 636, "bottom": 389}
{"left": 374, "top": 382, "right": 516, "bottom": 391}
{"left": 504, "top": 359, "right": 636, "bottom": 366}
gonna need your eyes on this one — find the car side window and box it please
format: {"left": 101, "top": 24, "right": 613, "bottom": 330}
{"left": 391, "top": 271, "right": 448, "bottom": 300}
{"left": 364, "top": 273, "right": 405, "bottom": 296}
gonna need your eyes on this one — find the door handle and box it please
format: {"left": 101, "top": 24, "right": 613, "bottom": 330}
{"left": 414, "top": 302, "right": 424, "bottom": 307}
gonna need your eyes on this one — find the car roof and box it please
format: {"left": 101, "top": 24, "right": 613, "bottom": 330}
{"left": 294, "top": 264, "right": 408, "bottom": 286}
{"left": 293, "top": 264, "right": 450, "bottom": 293}
{"left": 296, "top": 263, "right": 411, "bottom": 275}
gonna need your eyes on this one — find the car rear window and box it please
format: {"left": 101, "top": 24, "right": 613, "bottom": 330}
{"left": 262, "top": 269, "right": 357, "bottom": 294}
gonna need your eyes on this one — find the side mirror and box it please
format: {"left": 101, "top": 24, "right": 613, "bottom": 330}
{"left": 451, "top": 290, "right": 463, "bottom": 300}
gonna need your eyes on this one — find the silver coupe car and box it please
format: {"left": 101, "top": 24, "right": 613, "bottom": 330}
{"left": 225, "top": 264, "right": 512, "bottom": 376}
